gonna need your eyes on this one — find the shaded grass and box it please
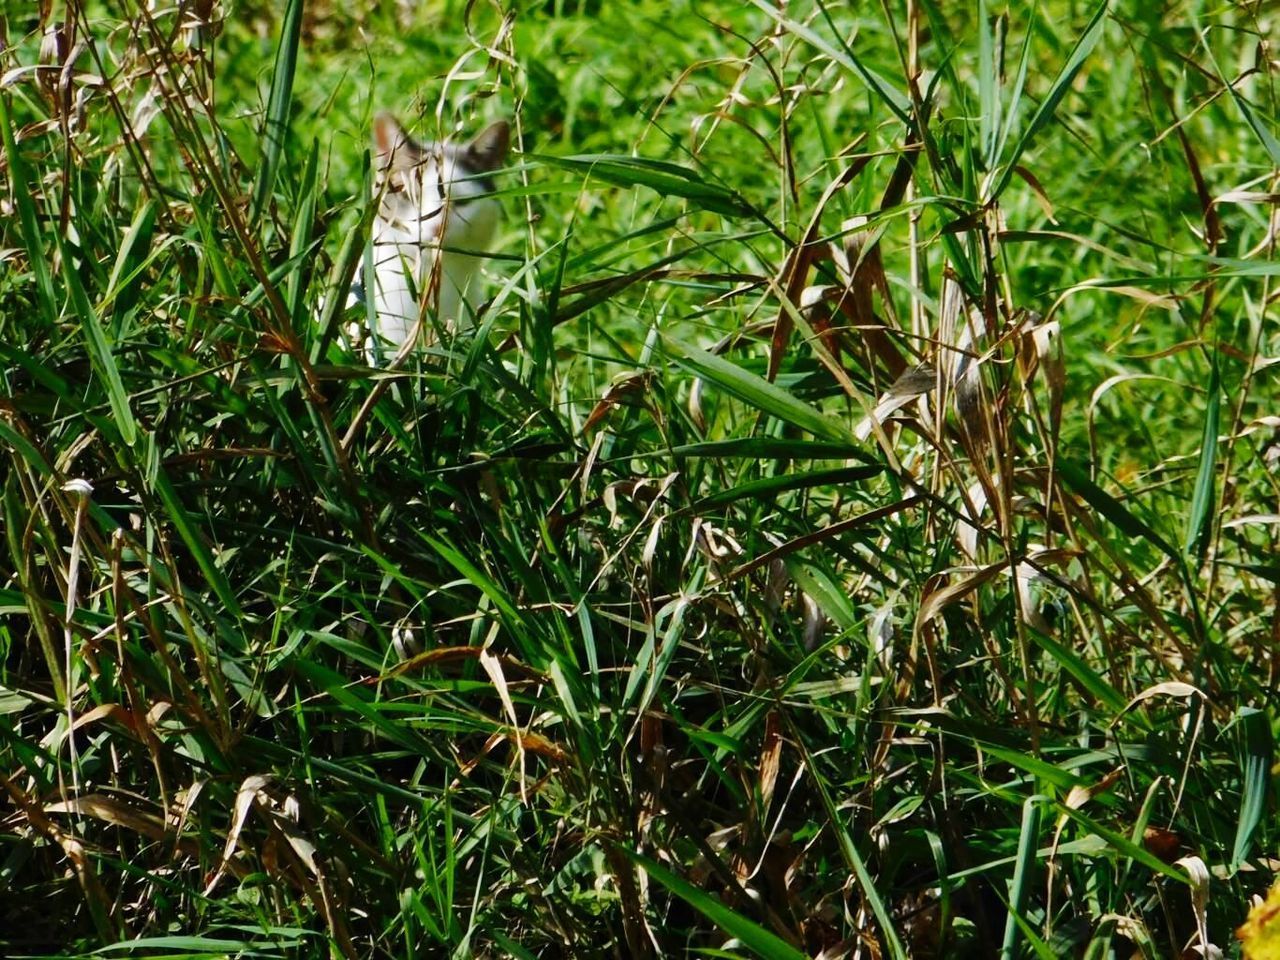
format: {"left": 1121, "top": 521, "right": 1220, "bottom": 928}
{"left": 1, "top": 0, "right": 1278, "bottom": 957}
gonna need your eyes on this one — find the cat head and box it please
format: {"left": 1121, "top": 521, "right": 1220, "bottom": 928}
{"left": 371, "top": 113, "right": 509, "bottom": 249}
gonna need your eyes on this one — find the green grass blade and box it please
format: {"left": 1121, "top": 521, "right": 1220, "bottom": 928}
{"left": 663, "top": 336, "right": 860, "bottom": 444}
{"left": 978, "top": 0, "right": 997, "bottom": 167}
{"left": 55, "top": 232, "right": 138, "bottom": 449}
{"left": 103, "top": 198, "right": 158, "bottom": 325}
{"left": 487, "top": 931, "right": 538, "bottom": 960}
{"left": 789, "top": 728, "right": 908, "bottom": 959}
{"left": 971, "top": 740, "right": 1081, "bottom": 791}
{"left": 0, "top": 419, "right": 53, "bottom": 476}
{"left": 1231, "top": 707, "right": 1271, "bottom": 870}
{"left": 1000, "top": 795, "right": 1045, "bottom": 959}
{"left": 91, "top": 933, "right": 299, "bottom": 953}
{"left": 1058, "top": 459, "right": 1179, "bottom": 561}
{"left": 990, "top": 0, "right": 1109, "bottom": 200}
{"left": 1004, "top": 902, "right": 1061, "bottom": 960}
{"left": 659, "top": 438, "right": 871, "bottom": 461}
{"left": 786, "top": 561, "right": 860, "bottom": 631}
{"left": 1028, "top": 629, "right": 1128, "bottom": 716}
{"left": 0, "top": 91, "right": 57, "bottom": 323}
{"left": 286, "top": 139, "right": 321, "bottom": 331}
{"left": 1206, "top": 34, "right": 1280, "bottom": 167}
{"left": 751, "top": 0, "right": 912, "bottom": 123}
{"left": 621, "top": 597, "right": 691, "bottom": 715}
{"left": 534, "top": 153, "right": 753, "bottom": 218}
{"left": 249, "top": 0, "right": 305, "bottom": 224}
{"left": 623, "top": 849, "right": 808, "bottom": 960}
{"left": 691, "top": 464, "right": 881, "bottom": 511}
{"left": 1056, "top": 804, "right": 1188, "bottom": 882}
{"left": 149, "top": 466, "right": 244, "bottom": 625}
{"left": 420, "top": 535, "right": 528, "bottom": 632}
{"left": 994, "top": 1, "right": 1038, "bottom": 164}
{"left": 1183, "top": 354, "right": 1220, "bottom": 561}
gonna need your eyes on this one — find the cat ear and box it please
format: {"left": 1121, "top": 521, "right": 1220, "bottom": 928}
{"left": 465, "top": 120, "right": 509, "bottom": 172}
{"left": 373, "top": 112, "right": 417, "bottom": 172}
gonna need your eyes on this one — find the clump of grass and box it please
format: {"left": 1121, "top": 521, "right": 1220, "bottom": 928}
{"left": 1, "top": 1, "right": 1277, "bottom": 957}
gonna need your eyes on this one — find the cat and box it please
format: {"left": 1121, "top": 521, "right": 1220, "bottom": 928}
{"left": 354, "top": 113, "right": 509, "bottom": 361}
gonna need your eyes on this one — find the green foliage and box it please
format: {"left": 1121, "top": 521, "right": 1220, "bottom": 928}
{"left": 2, "top": 0, "right": 1278, "bottom": 957}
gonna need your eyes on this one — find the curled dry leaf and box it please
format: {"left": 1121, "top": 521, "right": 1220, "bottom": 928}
{"left": 1214, "top": 190, "right": 1280, "bottom": 206}
{"left": 916, "top": 548, "right": 1075, "bottom": 631}
{"left": 642, "top": 514, "right": 664, "bottom": 572}
{"left": 205, "top": 774, "right": 273, "bottom": 896}
{"left": 1223, "top": 514, "right": 1280, "bottom": 529}
{"left": 1014, "top": 552, "right": 1061, "bottom": 634}
{"left": 695, "top": 520, "right": 743, "bottom": 561}
{"left": 390, "top": 620, "right": 421, "bottom": 660}
{"left": 1100, "top": 914, "right": 1155, "bottom": 948}
{"left": 688, "top": 373, "right": 707, "bottom": 432}
{"left": 802, "top": 593, "right": 825, "bottom": 652}
{"left": 67, "top": 702, "right": 137, "bottom": 736}
{"left": 1176, "top": 855, "right": 1214, "bottom": 957}
{"left": 384, "top": 644, "right": 541, "bottom": 681}
{"left": 834, "top": 216, "right": 906, "bottom": 378}
{"left": 45, "top": 793, "right": 168, "bottom": 841}
{"left": 854, "top": 362, "right": 935, "bottom": 441}
{"left": 456, "top": 729, "right": 570, "bottom": 777}
{"left": 799, "top": 284, "right": 844, "bottom": 362}
{"left": 916, "top": 562, "right": 1006, "bottom": 629}
{"left": 479, "top": 646, "right": 525, "bottom": 800}
{"left": 1017, "top": 312, "right": 1064, "bottom": 434}
{"left": 583, "top": 370, "right": 653, "bottom": 435}
{"left": 1122, "top": 681, "right": 1206, "bottom": 713}
{"left": 275, "top": 812, "right": 321, "bottom": 878}
{"left": 1012, "top": 165, "right": 1058, "bottom": 223}
{"left": 956, "top": 477, "right": 990, "bottom": 561}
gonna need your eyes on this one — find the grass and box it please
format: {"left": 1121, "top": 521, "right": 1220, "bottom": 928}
{"left": 1, "top": 0, "right": 1278, "bottom": 957}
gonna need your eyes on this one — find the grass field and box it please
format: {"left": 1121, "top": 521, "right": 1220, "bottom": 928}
{"left": 2, "top": 0, "right": 1279, "bottom": 957}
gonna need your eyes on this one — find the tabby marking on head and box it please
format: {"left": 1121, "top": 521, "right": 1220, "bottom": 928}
{"left": 362, "top": 113, "right": 508, "bottom": 361}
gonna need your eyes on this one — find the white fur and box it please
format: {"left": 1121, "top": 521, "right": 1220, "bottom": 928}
{"left": 362, "top": 117, "right": 507, "bottom": 361}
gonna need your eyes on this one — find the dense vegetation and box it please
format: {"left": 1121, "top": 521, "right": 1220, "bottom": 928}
{"left": 2, "top": 0, "right": 1278, "bottom": 956}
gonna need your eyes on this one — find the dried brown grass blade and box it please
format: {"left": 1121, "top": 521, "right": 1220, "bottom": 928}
{"left": 767, "top": 152, "right": 872, "bottom": 381}
{"left": 759, "top": 710, "right": 783, "bottom": 813}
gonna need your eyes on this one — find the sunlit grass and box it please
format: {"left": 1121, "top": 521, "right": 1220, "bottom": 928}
{"left": 1, "top": 1, "right": 1277, "bottom": 957}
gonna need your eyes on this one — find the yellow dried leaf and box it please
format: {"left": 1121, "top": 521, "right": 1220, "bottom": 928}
{"left": 1239, "top": 880, "right": 1280, "bottom": 959}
